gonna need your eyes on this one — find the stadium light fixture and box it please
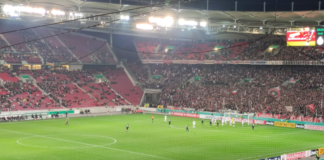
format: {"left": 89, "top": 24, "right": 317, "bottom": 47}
{"left": 148, "top": 16, "right": 174, "bottom": 27}
{"left": 222, "top": 25, "right": 225, "bottom": 28}
{"left": 178, "top": 19, "right": 198, "bottom": 26}
{"left": 51, "top": 10, "right": 65, "bottom": 16}
{"left": 200, "top": 22, "right": 207, "bottom": 27}
{"left": 3, "top": 5, "right": 45, "bottom": 15}
{"left": 260, "top": 26, "right": 263, "bottom": 30}
{"left": 136, "top": 23, "right": 153, "bottom": 30}
{"left": 234, "top": 25, "right": 236, "bottom": 28}
{"left": 120, "top": 15, "right": 130, "bottom": 20}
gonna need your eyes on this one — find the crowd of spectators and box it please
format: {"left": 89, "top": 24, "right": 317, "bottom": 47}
{"left": 129, "top": 64, "right": 324, "bottom": 120}
{"left": 0, "top": 79, "right": 58, "bottom": 111}
{"left": 134, "top": 38, "right": 324, "bottom": 61}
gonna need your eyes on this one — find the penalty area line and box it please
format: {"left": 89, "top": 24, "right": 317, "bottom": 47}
{"left": 0, "top": 129, "right": 172, "bottom": 160}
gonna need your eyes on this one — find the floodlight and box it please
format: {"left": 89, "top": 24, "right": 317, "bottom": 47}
{"left": 136, "top": 23, "right": 153, "bottom": 30}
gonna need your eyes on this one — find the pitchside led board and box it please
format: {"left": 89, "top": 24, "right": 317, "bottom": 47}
{"left": 286, "top": 27, "right": 324, "bottom": 46}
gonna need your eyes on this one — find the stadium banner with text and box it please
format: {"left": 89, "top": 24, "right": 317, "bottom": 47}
{"left": 309, "top": 149, "right": 318, "bottom": 157}
{"left": 305, "top": 125, "right": 324, "bottom": 131}
{"left": 284, "top": 151, "right": 309, "bottom": 160}
{"left": 204, "top": 60, "right": 214, "bottom": 64}
{"left": 286, "top": 27, "right": 316, "bottom": 46}
{"left": 135, "top": 110, "right": 143, "bottom": 113}
{"left": 181, "top": 60, "right": 188, "bottom": 64}
{"left": 197, "top": 60, "right": 204, "bottom": 64}
{"left": 319, "top": 148, "right": 324, "bottom": 155}
{"left": 163, "top": 60, "right": 173, "bottom": 64}
{"left": 149, "top": 60, "right": 163, "bottom": 64}
{"left": 295, "top": 124, "right": 305, "bottom": 129}
{"left": 170, "top": 112, "right": 200, "bottom": 118}
{"left": 266, "top": 121, "right": 274, "bottom": 126}
{"left": 199, "top": 114, "right": 222, "bottom": 120}
{"left": 173, "top": 60, "right": 182, "bottom": 64}
{"left": 260, "top": 155, "right": 282, "bottom": 160}
{"left": 142, "top": 60, "right": 149, "bottom": 64}
{"left": 274, "top": 122, "right": 296, "bottom": 128}
{"left": 188, "top": 60, "right": 198, "bottom": 64}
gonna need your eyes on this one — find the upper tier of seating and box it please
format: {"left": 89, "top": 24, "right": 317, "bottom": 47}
{"left": 0, "top": 72, "right": 19, "bottom": 82}
{"left": 134, "top": 39, "right": 324, "bottom": 61}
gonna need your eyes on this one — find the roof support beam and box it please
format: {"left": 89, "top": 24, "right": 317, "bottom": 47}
{"left": 235, "top": 1, "right": 237, "bottom": 11}
{"left": 320, "top": 1, "right": 321, "bottom": 11}
{"left": 317, "top": 20, "right": 322, "bottom": 26}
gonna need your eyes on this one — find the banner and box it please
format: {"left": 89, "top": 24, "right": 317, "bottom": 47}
{"left": 204, "top": 60, "right": 214, "bottom": 64}
{"left": 163, "top": 60, "right": 173, "bottom": 64}
{"left": 260, "top": 156, "right": 281, "bottom": 160}
{"left": 170, "top": 112, "right": 200, "bottom": 118}
{"left": 305, "top": 125, "right": 324, "bottom": 131}
{"left": 285, "top": 151, "right": 308, "bottom": 160}
{"left": 309, "top": 149, "right": 318, "bottom": 156}
{"left": 307, "top": 104, "right": 315, "bottom": 113}
{"left": 199, "top": 114, "right": 222, "bottom": 120}
{"left": 288, "top": 78, "right": 299, "bottom": 84}
{"left": 135, "top": 110, "right": 143, "bottom": 113}
{"left": 295, "top": 124, "right": 305, "bottom": 129}
{"left": 285, "top": 106, "right": 293, "bottom": 112}
{"left": 268, "top": 87, "right": 280, "bottom": 101}
{"left": 266, "top": 121, "right": 274, "bottom": 126}
{"left": 152, "top": 75, "right": 162, "bottom": 79}
{"left": 319, "top": 148, "right": 324, "bottom": 155}
{"left": 274, "top": 122, "right": 296, "bottom": 128}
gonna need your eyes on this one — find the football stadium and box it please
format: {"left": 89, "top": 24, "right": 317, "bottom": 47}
{"left": 1, "top": 0, "right": 324, "bottom": 159}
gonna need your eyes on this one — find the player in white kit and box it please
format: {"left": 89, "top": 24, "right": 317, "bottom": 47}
{"left": 233, "top": 118, "right": 235, "bottom": 127}
{"left": 213, "top": 117, "right": 216, "bottom": 125}
{"left": 221, "top": 117, "right": 224, "bottom": 126}
{"left": 242, "top": 119, "right": 244, "bottom": 126}
{"left": 164, "top": 115, "right": 167, "bottom": 122}
{"left": 193, "top": 120, "right": 196, "bottom": 128}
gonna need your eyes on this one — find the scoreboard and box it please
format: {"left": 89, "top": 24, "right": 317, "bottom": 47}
{"left": 316, "top": 27, "right": 324, "bottom": 46}
{"left": 286, "top": 27, "right": 316, "bottom": 46}
{"left": 286, "top": 27, "right": 324, "bottom": 46}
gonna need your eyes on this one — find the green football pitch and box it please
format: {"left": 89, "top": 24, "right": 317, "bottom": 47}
{"left": 0, "top": 114, "right": 323, "bottom": 160}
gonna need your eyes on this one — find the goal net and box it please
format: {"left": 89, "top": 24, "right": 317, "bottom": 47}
{"left": 223, "top": 113, "right": 254, "bottom": 125}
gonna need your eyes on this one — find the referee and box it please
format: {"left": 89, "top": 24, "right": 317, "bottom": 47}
{"left": 186, "top": 124, "right": 189, "bottom": 132}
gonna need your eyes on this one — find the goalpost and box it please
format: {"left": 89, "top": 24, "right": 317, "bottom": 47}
{"left": 223, "top": 113, "right": 254, "bottom": 125}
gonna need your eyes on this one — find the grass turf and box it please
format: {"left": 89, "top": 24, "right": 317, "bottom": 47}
{"left": 0, "top": 114, "right": 323, "bottom": 160}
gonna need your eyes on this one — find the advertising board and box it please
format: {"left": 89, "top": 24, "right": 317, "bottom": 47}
{"left": 287, "top": 27, "right": 316, "bottom": 46}
{"left": 305, "top": 125, "right": 324, "bottom": 131}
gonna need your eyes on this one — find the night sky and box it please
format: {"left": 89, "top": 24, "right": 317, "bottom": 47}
{"left": 89, "top": 0, "right": 323, "bottom": 11}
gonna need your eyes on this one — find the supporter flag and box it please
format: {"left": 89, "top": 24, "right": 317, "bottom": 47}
{"left": 268, "top": 86, "right": 280, "bottom": 101}
{"left": 307, "top": 103, "right": 315, "bottom": 113}
{"left": 232, "top": 90, "right": 237, "bottom": 95}
{"left": 285, "top": 106, "right": 293, "bottom": 112}
{"left": 288, "top": 78, "right": 299, "bottom": 84}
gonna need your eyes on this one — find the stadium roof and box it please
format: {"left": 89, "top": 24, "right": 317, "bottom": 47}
{"left": 2, "top": 0, "right": 324, "bottom": 27}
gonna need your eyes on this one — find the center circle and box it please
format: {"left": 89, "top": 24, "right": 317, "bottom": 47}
{"left": 17, "top": 134, "right": 117, "bottom": 149}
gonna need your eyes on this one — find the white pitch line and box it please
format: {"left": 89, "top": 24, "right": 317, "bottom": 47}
{"left": 0, "top": 129, "right": 172, "bottom": 160}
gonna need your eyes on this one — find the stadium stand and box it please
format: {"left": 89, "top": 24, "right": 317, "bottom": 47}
{"left": 125, "top": 64, "right": 324, "bottom": 122}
